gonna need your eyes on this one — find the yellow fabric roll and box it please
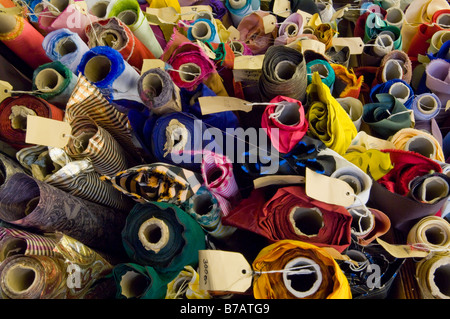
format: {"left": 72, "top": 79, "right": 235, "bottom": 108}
{"left": 401, "top": 0, "right": 450, "bottom": 52}
{"left": 344, "top": 149, "right": 393, "bottom": 181}
{"left": 166, "top": 265, "right": 211, "bottom": 299}
{"left": 389, "top": 128, "right": 445, "bottom": 162}
{"left": 252, "top": 240, "right": 352, "bottom": 299}
{"left": 215, "top": 19, "right": 231, "bottom": 43}
{"left": 148, "top": 0, "right": 181, "bottom": 41}
{"left": 306, "top": 72, "right": 357, "bottom": 155}
{"left": 415, "top": 252, "right": 450, "bottom": 299}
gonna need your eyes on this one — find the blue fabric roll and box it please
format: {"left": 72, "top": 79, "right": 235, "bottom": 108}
{"left": 370, "top": 79, "right": 414, "bottom": 109}
{"left": 180, "top": 83, "right": 240, "bottom": 133}
{"left": 412, "top": 93, "right": 441, "bottom": 121}
{"left": 225, "top": 0, "right": 259, "bottom": 26}
{"left": 428, "top": 40, "right": 450, "bottom": 63}
{"left": 77, "top": 46, "right": 143, "bottom": 106}
{"left": 42, "top": 28, "right": 90, "bottom": 74}
{"left": 306, "top": 59, "right": 336, "bottom": 89}
{"left": 150, "top": 112, "right": 224, "bottom": 172}
{"left": 26, "top": 0, "right": 42, "bottom": 23}
{"left": 187, "top": 18, "right": 220, "bottom": 43}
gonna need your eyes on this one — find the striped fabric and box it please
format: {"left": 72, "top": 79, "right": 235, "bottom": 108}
{"left": 65, "top": 74, "right": 143, "bottom": 165}
{"left": 102, "top": 163, "right": 203, "bottom": 205}
{"left": 0, "top": 226, "right": 58, "bottom": 257}
{"left": 201, "top": 152, "right": 240, "bottom": 217}
{"left": 65, "top": 115, "right": 129, "bottom": 177}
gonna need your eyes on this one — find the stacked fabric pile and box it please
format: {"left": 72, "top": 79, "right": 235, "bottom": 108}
{"left": 0, "top": 0, "right": 450, "bottom": 300}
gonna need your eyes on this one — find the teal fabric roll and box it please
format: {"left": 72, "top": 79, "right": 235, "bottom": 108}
{"left": 306, "top": 59, "right": 336, "bottom": 89}
{"left": 112, "top": 263, "right": 173, "bottom": 299}
{"left": 121, "top": 202, "right": 206, "bottom": 276}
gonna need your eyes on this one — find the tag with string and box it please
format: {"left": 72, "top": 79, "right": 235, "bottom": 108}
{"left": 227, "top": 26, "right": 240, "bottom": 41}
{"left": 272, "top": 0, "right": 291, "bottom": 18}
{"left": 198, "top": 96, "right": 254, "bottom": 114}
{"left": 25, "top": 116, "right": 72, "bottom": 149}
{"left": 332, "top": 37, "right": 364, "bottom": 55}
{"left": 0, "top": 81, "right": 13, "bottom": 104}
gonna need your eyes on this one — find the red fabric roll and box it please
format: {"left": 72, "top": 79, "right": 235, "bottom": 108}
{"left": 0, "top": 14, "right": 51, "bottom": 69}
{"left": 223, "top": 186, "right": 352, "bottom": 253}
{"left": 0, "top": 95, "right": 65, "bottom": 150}
{"left": 85, "top": 17, "right": 156, "bottom": 72}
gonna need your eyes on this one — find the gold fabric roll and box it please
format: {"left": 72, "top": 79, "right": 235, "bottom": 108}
{"left": 416, "top": 252, "right": 450, "bottom": 299}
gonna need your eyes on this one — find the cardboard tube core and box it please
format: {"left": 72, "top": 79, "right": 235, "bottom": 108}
{"left": 35, "top": 69, "right": 65, "bottom": 92}
{"left": 425, "top": 226, "right": 448, "bottom": 246}
{"left": 9, "top": 106, "right": 37, "bottom": 131}
{"left": 138, "top": 218, "right": 170, "bottom": 253}
{"left": 436, "top": 13, "right": 450, "bottom": 27}
{"left": 275, "top": 61, "right": 297, "bottom": 81}
{"left": 90, "top": 1, "right": 109, "bottom": 18}
{"left": 118, "top": 10, "right": 138, "bottom": 26}
{"left": 120, "top": 271, "right": 148, "bottom": 299}
{"left": 49, "top": 0, "right": 70, "bottom": 15}
{"left": 417, "top": 95, "right": 438, "bottom": 114}
{"left": 349, "top": 207, "right": 375, "bottom": 236}
{"left": 405, "top": 135, "right": 436, "bottom": 159}
{"left": 385, "top": 7, "right": 404, "bottom": 24}
{"left": 417, "top": 176, "right": 449, "bottom": 203}
{"left": 179, "top": 63, "right": 201, "bottom": 82}
{"left": 286, "top": 23, "right": 299, "bottom": 37}
{"left": 84, "top": 56, "right": 111, "bottom": 83}
{"left": 383, "top": 59, "right": 403, "bottom": 81}
{"left": 56, "top": 38, "right": 77, "bottom": 56}
{"left": 193, "top": 193, "right": 214, "bottom": 216}
{"left": 283, "top": 257, "right": 323, "bottom": 298}
{"left": 5, "top": 265, "right": 37, "bottom": 294}
{"left": 99, "top": 30, "right": 124, "bottom": 49}
{"left": 274, "top": 102, "right": 300, "bottom": 126}
{"left": 192, "top": 21, "right": 212, "bottom": 41}
{"left": 0, "top": 14, "right": 17, "bottom": 34}
{"left": 290, "top": 207, "right": 324, "bottom": 237}
{"left": 142, "top": 73, "right": 163, "bottom": 99}
{"left": 389, "top": 82, "right": 410, "bottom": 103}
{"left": 429, "top": 258, "right": 450, "bottom": 298}
{"left": 229, "top": 0, "right": 246, "bottom": 9}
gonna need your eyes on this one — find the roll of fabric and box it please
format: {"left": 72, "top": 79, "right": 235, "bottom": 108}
{"left": 376, "top": 50, "right": 412, "bottom": 84}
{"left": 42, "top": 28, "right": 90, "bottom": 74}
{"left": 252, "top": 239, "right": 351, "bottom": 299}
{"left": 331, "top": 64, "right": 364, "bottom": 99}
{"left": 165, "top": 42, "right": 216, "bottom": 92}
{"left": 165, "top": 265, "right": 211, "bottom": 299}
{"left": 385, "top": 6, "right": 405, "bottom": 28}
{"left": 201, "top": 151, "right": 240, "bottom": 217}
{"left": 77, "top": 46, "right": 142, "bottom": 105}
{"left": 0, "top": 152, "right": 25, "bottom": 188}
{"left": 274, "top": 12, "right": 304, "bottom": 46}
{"left": 64, "top": 74, "right": 141, "bottom": 164}
{"left": 425, "top": 58, "right": 450, "bottom": 116}
{"left": 0, "top": 12, "right": 51, "bottom": 69}
{"left": 38, "top": 3, "right": 99, "bottom": 42}
{"left": 106, "top": 0, "right": 163, "bottom": 58}
{"left": 181, "top": 186, "right": 236, "bottom": 240}
{"left": 362, "top": 35, "right": 394, "bottom": 66}
{"left": 314, "top": 23, "right": 336, "bottom": 51}
{"left": 306, "top": 59, "right": 335, "bottom": 89}
{"left": 350, "top": 207, "right": 391, "bottom": 246}
{"left": 258, "top": 45, "right": 307, "bottom": 102}
{"left": 0, "top": 226, "right": 58, "bottom": 261}
{"left": 429, "top": 30, "right": 450, "bottom": 55}
{"left": 0, "top": 254, "right": 68, "bottom": 299}
{"left": 86, "top": 0, "right": 111, "bottom": 18}
{"left": 64, "top": 115, "right": 128, "bottom": 177}
{"left": 389, "top": 128, "right": 445, "bottom": 161}
{"left": 103, "top": 163, "right": 203, "bottom": 205}
{"left": 361, "top": 93, "right": 412, "bottom": 140}
{"left": 31, "top": 61, "right": 77, "bottom": 110}
{"left": 121, "top": 202, "right": 206, "bottom": 275}
{"left": 415, "top": 253, "right": 450, "bottom": 299}
{"left": 365, "top": 13, "right": 402, "bottom": 50}
{"left": 225, "top": 0, "right": 258, "bottom": 27}
{"left": 370, "top": 79, "right": 414, "bottom": 109}
{"left": 326, "top": 46, "right": 350, "bottom": 69}
{"left": 85, "top": 17, "right": 156, "bottom": 72}
{"left": 343, "top": 149, "right": 393, "bottom": 181}
{"left": 0, "top": 94, "right": 65, "bottom": 150}
{"left": 186, "top": 18, "right": 220, "bottom": 43}
{"left": 306, "top": 72, "right": 357, "bottom": 155}
{"left": 138, "top": 68, "right": 182, "bottom": 115}
{"left": 409, "top": 172, "right": 450, "bottom": 204}
{"left": 112, "top": 262, "right": 171, "bottom": 299}
{"left": 407, "top": 216, "right": 450, "bottom": 251}
{"left": 260, "top": 95, "right": 308, "bottom": 154}
{"left": 237, "top": 11, "right": 278, "bottom": 55}
{"left": 336, "top": 97, "right": 363, "bottom": 131}
{"left": 16, "top": 145, "right": 134, "bottom": 212}
{"left": 0, "top": 173, "right": 127, "bottom": 254}
{"left": 347, "top": 131, "right": 396, "bottom": 152}
{"left": 223, "top": 186, "right": 352, "bottom": 253}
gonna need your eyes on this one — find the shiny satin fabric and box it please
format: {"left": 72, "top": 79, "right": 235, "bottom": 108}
{"left": 306, "top": 72, "right": 357, "bottom": 155}
{"left": 252, "top": 240, "right": 351, "bottom": 299}
{"left": 0, "top": 12, "right": 51, "bottom": 69}
{"left": 0, "top": 173, "right": 127, "bottom": 255}
{"left": 0, "top": 94, "right": 64, "bottom": 150}
{"left": 85, "top": 17, "right": 156, "bottom": 71}
{"left": 261, "top": 96, "right": 308, "bottom": 154}
{"left": 361, "top": 93, "right": 412, "bottom": 140}
{"left": 165, "top": 265, "right": 211, "bottom": 299}
{"left": 237, "top": 11, "right": 278, "bottom": 55}
{"left": 42, "top": 28, "right": 90, "bottom": 74}
{"left": 223, "top": 186, "right": 352, "bottom": 253}
{"left": 32, "top": 61, "right": 77, "bottom": 110}
{"left": 258, "top": 45, "right": 307, "bottom": 102}
{"left": 102, "top": 162, "right": 203, "bottom": 205}
{"left": 121, "top": 202, "right": 206, "bottom": 275}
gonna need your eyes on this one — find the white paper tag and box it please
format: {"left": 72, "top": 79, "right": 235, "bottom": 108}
{"left": 273, "top": 0, "right": 291, "bottom": 18}
{"left": 198, "top": 250, "right": 253, "bottom": 293}
{"left": 141, "top": 59, "right": 166, "bottom": 73}
{"left": 332, "top": 37, "right": 364, "bottom": 55}
{"left": 25, "top": 116, "right": 72, "bottom": 148}
{"left": 180, "top": 5, "right": 212, "bottom": 20}
{"left": 376, "top": 238, "right": 429, "bottom": 258}
{"left": 262, "top": 14, "right": 277, "bottom": 34}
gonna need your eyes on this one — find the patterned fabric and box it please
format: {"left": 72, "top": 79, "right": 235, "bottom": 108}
{"left": 102, "top": 163, "right": 203, "bottom": 205}
{"left": 0, "top": 226, "right": 58, "bottom": 258}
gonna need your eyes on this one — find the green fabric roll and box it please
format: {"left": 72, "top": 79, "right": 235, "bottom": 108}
{"left": 112, "top": 263, "right": 173, "bottom": 299}
{"left": 122, "top": 202, "right": 206, "bottom": 276}
{"left": 32, "top": 61, "right": 77, "bottom": 110}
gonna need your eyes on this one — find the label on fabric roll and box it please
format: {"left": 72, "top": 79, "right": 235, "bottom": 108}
{"left": 25, "top": 116, "right": 72, "bottom": 148}
{"left": 233, "top": 55, "right": 264, "bottom": 82}
{"left": 0, "top": 81, "right": 12, "bottom": 103}
{"left": 299, "top": 40, "right": 326, "bottom": 55}
{"left": 305, "top": 168, "right": 356, "bottom": 207}
{"left": 198, "top": 250, "right": 253, "bottom": 293}
{"left": 146, "top": 7, "right": 179, "bottom": 24}
{"left": 199, "top": 96, "right": 253, "bottom": 114}
{"left": 179, "top": 5, "right": 212, "bottom": 20}
{"left": 141, "top": 59, "right": 166, "bottom": 73}
{"left": 446, "top": 100, "right": 450, "bottom": 111}
{"left": 273, "top": 0, "right": 291, "bottom": 18}
{"left": 296, "top": 10, "right": 313, "bottom": 22}
{"left": 227, "top": 26, "right": 240, "bottom": 41}
{"left": 253, "top": 175, "right": 305, "bottom": 189}
{"left": 376, "top": 238, "right": 429, "bottom": 258}
{"left": 332, "top": 38, "right": 364, "bottom": 55}
{"left": 262, "top": 14, "right": 277, "bottom": 34}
